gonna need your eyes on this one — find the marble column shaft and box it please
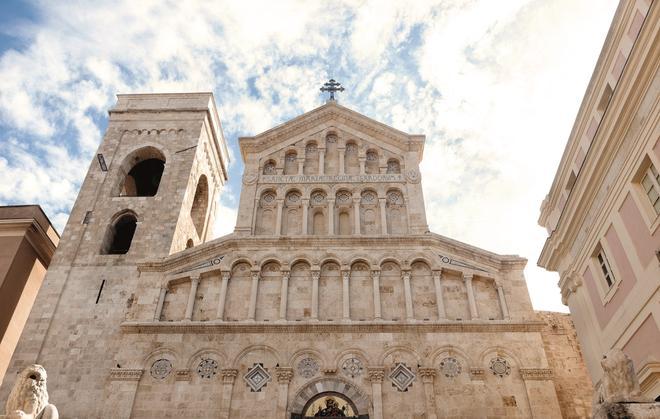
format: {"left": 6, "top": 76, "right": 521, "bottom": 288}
{"left": 353, "top": 197, "right": 361, "bottom": 235}
{"left": 311, "top": 270, "right": 320, "bottom": 320}
{"left": 184, "top": 276, "right": 200, "bottom": 321}
{"left": 497, "top": 283, "right": 510, "bottom": 320}
{"left": 279, "top": 271, "right": 290, "bottom": 321}
{"left": 464, "top": 274, "right": 479, "bottom": 319}
{"left": 368, "top": 368, "right": 385, "bottom": 419}
{"left": 216, "top": 271, "right": 230, "bottom": 320}
{"left": 372, "top": 270, "right": 382, "bottom": 319}
{"left": 419, "top": 368, "right": 438, "bottom": 419}
{"left": 342, "top": 270, "right": 350, "bottom": 320}
{"left": 275, "top": 199, "right": 284, "bottom": 236}
{"left": 154, "top": 287, "right": 167, "bottom": 321}
{"left": 219, "top": 369, "right": 238, "bottom": 419}
{"left": 248, "top": 271, "right": 259, "bottom": 320}
{"left": 379, "top": 198, "right": 388, "bottom": 234}
{"left": 433, "top": 270, "right": 446, "bottom": 320}
{"left": 327, "top": 198, "right": 335, "bottom": 235}
{"left": 301, "top": 199, "right": 309, "bottom": 235}
{"left": 403, "top": 270, "right": 414, "bottom": 321}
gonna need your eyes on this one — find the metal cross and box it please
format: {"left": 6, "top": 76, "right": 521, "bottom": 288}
{"left": 320, "top": 79, "right": 345, "bottom": 101}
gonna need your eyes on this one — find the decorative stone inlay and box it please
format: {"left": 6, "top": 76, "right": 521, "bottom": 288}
{"left": 109, "top": 368, "right": 143, "bottom": 381}
{"left": 262, "top": 192, "right": 276, "bottom": 205}
{"left": 387, "top": 191, "right": 403, "bottom": 205}
{"left": 297, "top": 357, "right": 319, "bottom": 379}
{"left": 326, "top": 134, "right": 337, "bottom": 143}
{"left": 366, "top": 151, "right": 378, "bottom": 161}
{"left": 150, "top": 359, "right": 172, "bottom": 380}
{"left": 311, "top": 191, "right": 326, "bottom": 204}
{"left": 439, "top": 357, "right": 462, "bottom": 378}
{"left": 341, "top": 357, "right": 364, "bottom": 378}
{"left": 305, "top": 143, "right": 317, "bottom": 153}
{"left": 197, "top": 358, "right": 219, "bottom": 379}
{"left": 287, "top": 192, "right": 301, "bottom": 203}
{"left": 405, "top": 169, "right": 420, "bottom": 183}
{"left": 345, "top": 143, "right": 357, "bottom": 153}
{"left": 336, "top": 191, "right": 352, "bottom": 204}
{"left": 489, "top": 357, "right": 511, "bottom": 377}
{"left": 244, "top": 363, "right": 271, "bottom": 392}
{"left": 389, "top": 363, "right": 415, "bottom": 392}
{"left": 362, "top": 191, "right": 377, "bottom": 203}
{"left": 242, "top": 173, "right": 258, "bottom": 185}
{"left": 519, "top": 368, "right": 553, "bottom": 381}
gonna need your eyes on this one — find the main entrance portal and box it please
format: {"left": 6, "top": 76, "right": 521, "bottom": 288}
{"left": 289, "top": 378, "right": 370, "bottom": 419}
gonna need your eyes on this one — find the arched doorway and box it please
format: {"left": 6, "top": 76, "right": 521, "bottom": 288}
{"left": 289, "top": 378, "right": 370, "bottom": 419}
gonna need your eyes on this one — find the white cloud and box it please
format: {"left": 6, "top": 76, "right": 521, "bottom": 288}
{"left": 0, "top": 0, "right": 619, "bottom": 312}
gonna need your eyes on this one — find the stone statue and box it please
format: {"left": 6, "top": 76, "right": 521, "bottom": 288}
{"left": 594, "top": 348, "right": 644, "bottom": 405}
{"left": 1, "top": 365, "right": 58, "bottom": 419}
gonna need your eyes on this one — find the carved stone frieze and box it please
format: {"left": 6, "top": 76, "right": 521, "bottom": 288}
{"left": 519, "top": 368, "right": 554, "bottom": 381}
{"left": 109, "top": 368, "right": 144, "bottom": 381}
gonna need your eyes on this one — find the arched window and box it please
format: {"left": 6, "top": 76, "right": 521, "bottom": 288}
{"left": 324, "top": 134, "right": 338, "bottom": 175}
{"left": 284, "top": 151, "right": 298, "bottom": 175}
{"left": 263, "top": 160, "right": 276, "bottom": 175}
{"left": 283, "top": 190, "right": 302, "bottom": 235}
{"left": 256, "top": 190, "right": 277, "bottom": 235}
{"left": 344, "top": 142, "right": 359, "bottom": 174}
{"left": 386, "top": 190, "right": 407, "bottom": 234}
{"left": 365, "top": 149, "right": 379, "bottom": 174}
{"left": 119, "top": 147, "right": 166, "bottom": 197}
{"left": 386, "top": 158, "right": 401, "bottom": 174}
{"left": 190, "top": 175, "right": 209, "bottom": 238}
{"left": 304, "top": 142, "right": 319, "bottom": 174}
{"left": 101, "top": 212, "right": 137, "bottom": 254}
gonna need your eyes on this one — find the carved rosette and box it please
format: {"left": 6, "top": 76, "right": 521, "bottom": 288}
{"left": 405, "top": 169, "right": 421, "bottom": 184}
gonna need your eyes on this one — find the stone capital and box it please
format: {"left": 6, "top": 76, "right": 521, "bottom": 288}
{"left": 367, "top": 367, "right": 385, "bottom": 383}
{"left": 221, "top": 368, "right": 238, "bottom": 384}
{"left": 418, "top": 367, "right": 437, "bottom": 383}
{"left": 221, "top": 271, "right": 231, "bottom": 281}
{"left": 275, "top": 367, "right": 294, "bottom": 384}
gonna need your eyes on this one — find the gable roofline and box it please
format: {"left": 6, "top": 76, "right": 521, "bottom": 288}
{"left": 238, "top": 101, "right": 425, "bottom": 162}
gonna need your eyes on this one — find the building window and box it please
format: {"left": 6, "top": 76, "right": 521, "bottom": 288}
{"left": 641, "top": 163, "right": 660, "bottom": 216}
{"left": 596, "top": 248, "right": 615, "bottom": 288}
{"left": 101, "top": 212, "right": 137, "bottom": 255}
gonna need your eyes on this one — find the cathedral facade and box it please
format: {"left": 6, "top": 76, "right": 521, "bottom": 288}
{"left": 1, "top": 92, "right": 588, "bottom": 418}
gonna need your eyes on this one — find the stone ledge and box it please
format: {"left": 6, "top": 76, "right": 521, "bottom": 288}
{"left": 120, "top": 320, "right": 545, "bottom": 334}
{"left": 109, "top": 368, "right": 144, "bottom": 381}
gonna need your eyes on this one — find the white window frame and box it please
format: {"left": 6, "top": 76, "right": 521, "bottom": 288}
{"left": 632, "top": 154, "right": 660, "bottom": 233}
{"left": 640, "top": 163, "right": 660, "bottom": 216}
{"left": 591, "top": 243, "right": 621, "bottom": 305}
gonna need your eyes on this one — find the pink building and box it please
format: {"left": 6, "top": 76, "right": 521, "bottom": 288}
{"left": 538, "top": 0, "right": 659, "bottom": 400}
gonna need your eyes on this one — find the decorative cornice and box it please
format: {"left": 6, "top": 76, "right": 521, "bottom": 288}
{"left": 418, "top": 367, "right": 437, "bottom": 383}
{"left": 109, "top": 368, "right": 143, "bottom": 381}
{"left": 220, "top": 368, "right": 238, "bottom": 384}
{"left": 519, "top": 368, "right": 554, "bottom": 381}
{"left": 120, "top": 320, "right": 545, "bottom": 334}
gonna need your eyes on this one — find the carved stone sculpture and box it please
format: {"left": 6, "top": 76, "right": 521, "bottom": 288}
{"left": 2, "top": 364, "right": 58, "bottom": 419}
{"left": 595, "top": 349, "right": 644, "bottom": 404}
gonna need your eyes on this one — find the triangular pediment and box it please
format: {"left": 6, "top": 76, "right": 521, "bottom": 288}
{"left": 238, "top": 101, "right": 425, "bottom": 161}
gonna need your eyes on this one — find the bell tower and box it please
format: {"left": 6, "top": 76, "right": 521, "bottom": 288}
{"left": 0, "top": 93, "right": 230, "bottom": 412}
{"left": 62, "top": 92, "right": 229, "bottom": 262}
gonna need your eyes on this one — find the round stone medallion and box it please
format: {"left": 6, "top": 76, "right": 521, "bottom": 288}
{"left": 150, "top": 359, "right": 172, "bottom": 380}
{"left": 297, "top": 357, "right": 319, "bottom": 379}
{"left": 489, "top": 357, "right": 511, "bottom": 377}
{"left": 439, "top": 357, "right": 462, "bottom": 378}
{"left": 197, "top": 358, "right": 218, "bottom": 379}
{"left": 341, "top": 357, "right": 363, "bottom": 378}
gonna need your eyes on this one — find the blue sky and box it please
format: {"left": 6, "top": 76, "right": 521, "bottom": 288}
{"left": 0, "top": 0, "right": 619, "bottom": 312}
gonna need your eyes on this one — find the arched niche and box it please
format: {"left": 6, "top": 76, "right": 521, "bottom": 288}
{"left": 335, "top": 190, "right": 353, "bottom": 235}
{"left": 344, "top": 141, "right": 359, "bottom": 175}
{"left": 309, "top": 190, "right": 327, "bottom": 235}
{"left": 360, "top": 190, "right": 380, "bottom": 235}
{"left": 283, "top": 190, "right": 303, "bottom": 235}
{"left": 118, "top": 146, "right": 166, "bottom": 197}
{"left": 284, "top": 151, "right": 298, "bottom": 175}
{"left": 365, "top": 149, "right": 379, "bottom": 174}
{"left": 256, "top": 190, "right": 277, "bottom": 235}
{"left": 303, "top": 141, "right": 319, "bottom": 174}
{"left": 289, "top": 377, "right": 371, "bottom": 418}
{"left": 100, "top": 210, "right": 138, "bottom": 255}
{"left": 385, "top": 189, "right": 407, "bottom": 234}
{"left": 190, "top": 175, "right": 208, "bottom": 238}
{"left": 386, "top": 158, "right": 400, "bottom": 174}
{"left": 324, "top": 133, "right": 339, "bottom": 175}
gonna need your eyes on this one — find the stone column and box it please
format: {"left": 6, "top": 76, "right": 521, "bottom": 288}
{"left": 184, "top": 275, "right": 200, "bottom": 321}
{"left": 496, "top": 282, "right": 510, "bottom": 320}
{"left": 275, "top": 367, "right": 293, "bottom": 419}
{"left": 432, "top": 270, "right": 446, "bottom": 320}
{"left": 464, "top": 273, "right": 479, "bottom": 320}
{"left": 419, "top": 368, "right": 438, "bottom": 419}
{"left": 368, "top": 367, "right": 385, "bottom": 419}
{"left": 219, "top": 369, "right": 238, "bottom": 419}
{"left": 248, "top": 271, "right": 260, "bottom": 321}
{"left": 251, "top": 197, "right": 259, "bottom": 234}
{"left": 338, "top": 146, "right": 345, "bottom": 174}
{"left": 297, "top": 157, "right": 304, "bottom": 175}
{"left": 279, "top": 271, "right": 290, "bottom": 321}
{"left": 353, "top": 197, "right": 361, "bottom": 235}
{"left": 216, "top": 271, "right": 230, "bottom": 320}
{"left": 402, "top": 270, "right": 414, "bottom": 321}
{"left": 372, "top": 270, "right": 382, "bottom": 319}
{"left": 342, "top": 269, "right": 350, "bottom": 321}
{"left": 154, "top": 287, "right": 167, "bottom": 321}
{"left": 301, "top": 198, "right": 309, "bottom": 235}
{"left": 275, "top": 199, "right": 284, "bottom": 236}
{"left": 359, "top": 156, "right": 366, "bottom": 174}
{"left": 327, "top": 198, "right": 335, "bottom": 235}
{"left": 379, "top": 197, "right": 388, "bottom": 234}
{"left": 311, "top": 269, "right": 320, "bottom": 320}
{"left": 319, "top": 149, "right": 325, "bottom": 175}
